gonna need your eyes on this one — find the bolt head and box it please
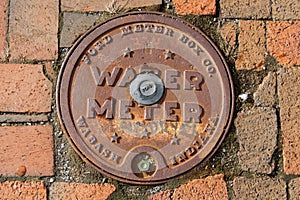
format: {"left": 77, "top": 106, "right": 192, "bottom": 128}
{"left": 130, "top": 72, "right": 164, "bottom": 105}
{"left": 137, "top": 160, "right": 150, "bottom": 172}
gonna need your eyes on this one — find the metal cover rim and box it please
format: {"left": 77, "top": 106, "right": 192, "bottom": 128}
{"left": 56, "top": 11, "right": 234, "bottom": 185}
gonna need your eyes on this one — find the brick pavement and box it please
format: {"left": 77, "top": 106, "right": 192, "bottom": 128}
{"left": 49, "top": 182, "right": 116, "bottom": 200}
{"left": 278, "top": 67, "right": 300, "bottom": 175}
{"left": 267, "top": 21, "right": 300, "bottom": 67}
{"left": 0, "top": 64, "right": 52, "bottom": 112}
{"left": 0, "top": 0, "right": 7, "bottom": 60}
{"left": 0, "top": 125, "right": 54, "bottom": 176}
{"left": 9, "top": 0, "right": 58, "bottom": 60}
{"left": 0, "top": 0, "right": 299, "bottom": 199}
{"left": 235, "top": 107, "right": 277, "bottom": 174}
{"left": 172, "top": 174, "right": 228, "bottom": 200}
{"left": 0, "top": 181, "right": 47, "bottom": 200}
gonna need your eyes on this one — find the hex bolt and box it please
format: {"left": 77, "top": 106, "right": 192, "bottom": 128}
{"left": 137, "top": 159, "right": 150, "bottom": 172}
{"left": 130, "top": 72, "right": 165, "bottom": 105}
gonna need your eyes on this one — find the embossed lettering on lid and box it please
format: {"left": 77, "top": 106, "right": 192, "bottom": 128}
{"left": 57, "top": 12, "right": 234, "bottom": 184}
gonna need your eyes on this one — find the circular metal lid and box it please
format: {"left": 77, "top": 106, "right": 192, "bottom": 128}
{"left": 57, "top": 12, "right": 234, "bottom": 184}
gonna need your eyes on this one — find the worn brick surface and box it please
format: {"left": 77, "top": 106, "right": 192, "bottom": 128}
{"left": 60, "top": 12, "right": 99, "bottom": 47}
{"left": 289, "top": 178, "right": 300, "bottom": 199}
{"left": 0, "top": 126, "right": 53, "bottom": 176}
{"left": 220, "top": 0, "right": 270, "bottom": 19}
{"left": 9, "top": 0, "right": 58, "bottom": 60}
{"left": 267, "top": 21, "right": 300, "bottom": 67}
{"left": 278, "top": 67, "right": 300, "bottom": 174}
{"left": 173, "top": 0, "right": 216, "bottom": 15}
{"left": 219, "top": 21, "right": 237, "bottom": 47}
{"left": 235, "top": 107, "right": 277, "bottom": 173}
{"left": 0, "top": 181, "right": 46, "bottom": 200}
{"left": 0, "top": 0, "right": 7, "bottom": 59}
{"left": 49, "top": 182, "right": 115, "bottom": 200}
{"left": 254, "top": 72, "right": 276, "bottom": 106}
{"left": 233, "top": 176, "right": 286, "bottom": 199}
{"left": 61, "top": 0, "right": 161, "bottom": 12}
{"left": 0, "top": 64, "right": 52, "bottom": 113}
{"left": 236, "top": 20, "right": 266, "bottom": 70}
{"left": 0, "top": 114, "right": 48, "bottom": 123}
{"left": 173, "top": 174, "right": 228, "bottom": 200}
{"left": 272, "top": 0, "right": 300, "bottom": 20}
{"left": 148, "top": 190, "right": 171, "bottom": 200}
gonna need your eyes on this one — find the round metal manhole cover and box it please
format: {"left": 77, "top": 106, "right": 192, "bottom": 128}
{"left": 57, "top": 12, "right": 234, "bottom": 184}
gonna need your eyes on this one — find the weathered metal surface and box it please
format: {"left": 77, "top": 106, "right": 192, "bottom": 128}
{"left": 57, "top": 12, "right": 234, "bottom": 184}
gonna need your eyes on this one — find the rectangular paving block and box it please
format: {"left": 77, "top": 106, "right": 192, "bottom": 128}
{"left": 235, "top": 107, "right": 277, "bottom": 174}
{"left": 267, "top": 21, "right": 300, "bottom": 67}
{"left": 235, "top": 20, "right": 266, "bottom": 70}
{"left": 0, "top": 64, "right": 52, "bottom": 113}
{"left": 0, "top": 181, "right": 46, "bottom": 200}
{"left": 61, "top": 0, "right": 161, "bottom": 12}
{"left": 60, "top": 12, "right": 99, "bottom": 47}
{"left": 278, "top": 67, "right": 300, "bottom": 174}
{"left": 220, "top": 0, "right": 270, "bottom": 19}
{"left": 9, "top": 0, "right": 58, "bottom": 60}
{"left": 0, "top": 0, "right": 7, "bottom": 59}
{"left": 49, "top": 182, "right": 115, "bottom": 200}
{"left": 0, "top": 125, "right": 54, "bottom": 176}
{"left": 0, "top": 114, "right": 48, "bottom": 123}
{"left": 272, "top": 0, "right": 300, "bottom": 20}
{"left": 233, "top": 176, "right": 286, "bottom": 199}
{"left": 172, "top": 174, "right": 228, "bottom": 200}
{"left": 289, "top": 178, "right": 300, "bottom": 199}
{"left": 173, "top": 0, "right": 216, "bottom": 15}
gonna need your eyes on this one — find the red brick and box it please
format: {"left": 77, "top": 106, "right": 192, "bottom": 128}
{"left": 236, "top": 20, "right": 266, "bottom": 70}
{"left": 0, "top": 0, "right": 7, "bottom": 59}
{"left": 173, "top": 0, "right": 216, "bottom": 15}
{"left": 219, "top": 21, "right": 237, "bottom": 47}
{"left": 0, "top": 181, "right": 46, "bottom": 200}
{"left": 9, "top": 0, "right": 58, "bottom": 60}
{"left": 220, "top": 0, "right": 270, "bottom": 19}
{"left": 0, "top": 125, "right": 54, "bottom": 176}
{"left": 278, "top": 67, "right": 300, "bottom": 174}
{"left": 61, "top": 0, "right": 161, "bottom": 12}
{"left": 233, "top": 176, "right": 286, "bottom": 199}
{"left": 272, "top": 0, "right": 300, "bottom": 20}
{"left": 49, "top": 182, "right": 116, "bottom": 200}
{"left": 148, "top": 190, "right": 171, "bottom": 200}
{"left": 0, "top": 64, "right": 52, "bottom": 113}
{"left": 267, "top": 21, "right": 300, "bottom": 67}
{"left": 173, "top": 174, "right": 228, "bottom": 200}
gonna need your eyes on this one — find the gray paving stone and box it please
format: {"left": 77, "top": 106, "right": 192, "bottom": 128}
{"left": 235, "top": 107, "right": 277, "bottom": 173}
{"left": 0, "top": 114, "right": 48, "bottom": 123}
{"left": 233, "top": 176, "right": 286, "bottom": 200}
{"left": 272, "top": 0, "right": 300, "bottom": 20}
{"left": 60, "top": 12, "right": 99, "bottom": 47}
{"left": 254, "top": 72, "right": 276, "bottom": 107}
{"left": 220, "top": 0, "right": 270, "bottom": 19}
{"left": 289, "top": 178, "right": 300, "bottom": 199}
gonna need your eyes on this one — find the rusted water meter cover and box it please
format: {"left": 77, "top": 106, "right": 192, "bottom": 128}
{"left": 57, "top": 12, "right": 234, "bottom": 184}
